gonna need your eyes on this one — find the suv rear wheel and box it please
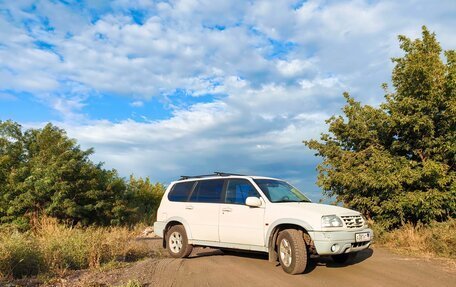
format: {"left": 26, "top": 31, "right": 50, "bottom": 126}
{"left": 277, "top": 229, "right": 308, "bottom": 274}
{"left": 166, "top": 225, "right": 193, "bottom": 258}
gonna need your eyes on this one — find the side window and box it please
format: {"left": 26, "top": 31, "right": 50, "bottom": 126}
{"left": 189, "top": 179, "right": 224, "bottom": 203}
{"left": 168, "top": 181, "right": 195, "bottom": 202}
{"left": 225, "top": 179, "right": 259, "bottom": 205}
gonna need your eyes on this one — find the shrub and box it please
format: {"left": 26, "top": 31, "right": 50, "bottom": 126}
{"left": 35, "top": 217, "right": 92, "bottom": 273}
{"left": 0, "top": 229, "right": 43, "bottom": 278}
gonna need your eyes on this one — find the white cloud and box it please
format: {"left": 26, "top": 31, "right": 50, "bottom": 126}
{"left": 130, "top": 100, "right": 144, "bottom": 107}
{"left": 1, "top": 0, "right": 456, "bottom": 199}
{"left": 2, "top": 0, "right": 455, "bottom": 103}
{"left": 276, "top": 59, "right": 315, "bottom": 77}
{"left": 34, "top": 93, "right": 88, "bottom": 121}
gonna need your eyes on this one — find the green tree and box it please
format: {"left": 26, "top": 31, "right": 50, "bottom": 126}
{"left": 0, "top": 121, "right": 164, "bottom": 228}
{"left": 0, "top": 120, "right": 25, "bottom": 225}
{"left": 125, "top": 176, "right": 165, "bottom": 225}
{"left": 305, "top": 27, "right": 455, "bottom": 228}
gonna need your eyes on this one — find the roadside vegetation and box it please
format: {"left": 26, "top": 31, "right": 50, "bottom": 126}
{"left": 0, "top": 121, "right": 165, "bottom": 230}
{"left": 371, "top": 219, "right": 456, "bottom": 260}
{"left": 0, "top": 121, "right": 165, "bottom": 281}
{"left": 306, "top": 27, "right": 455, "bottom": 260}
{"left": 305, "top": 26, "right": 455, "bottom": 228}
{"left": 0, "top": 217, "right": 153, "bottom": 279}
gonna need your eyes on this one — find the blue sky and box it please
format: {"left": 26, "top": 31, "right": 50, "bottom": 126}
{"left": 1, "top": 0, "right": 455, "bottom": 201}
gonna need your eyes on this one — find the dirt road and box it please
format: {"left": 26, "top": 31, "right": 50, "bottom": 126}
{"left": 67, "top": 239, "right": 455, "bottom": 287}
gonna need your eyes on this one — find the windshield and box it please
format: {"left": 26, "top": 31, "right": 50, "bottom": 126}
{"left": 253, "top": 179, "right": 311, "bottom": 203}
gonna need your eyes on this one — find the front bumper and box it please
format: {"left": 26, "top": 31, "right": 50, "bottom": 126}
{"left": 310, "top": 228, "right": 373, "bottom": 255}
{"left": 153, "top": 221, "right": 166, "bottom": 238}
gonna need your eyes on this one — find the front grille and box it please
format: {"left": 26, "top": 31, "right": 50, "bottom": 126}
{"left": 341, "top": 215, "right": 364, "bottom": 228}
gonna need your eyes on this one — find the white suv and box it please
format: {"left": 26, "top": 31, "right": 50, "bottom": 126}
{"left": 154, "top": 172, "right": 373, "bottom": 274}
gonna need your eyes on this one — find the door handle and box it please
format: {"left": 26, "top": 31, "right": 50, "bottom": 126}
{"left": 222, "top": 207, "right": 232, "bottom": 212}
{"left": 185, "top": 205, "right": 194, "bottom": 210}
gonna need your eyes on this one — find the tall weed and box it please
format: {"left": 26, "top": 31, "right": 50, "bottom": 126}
{"left": 372, "top": 219, "right": 456, "bottom": 259}
{"left": 0, "top": 230, "right": 43, "bottom": 278}
{"left": 0, "top": 217, "right": 151, "bottom": 279}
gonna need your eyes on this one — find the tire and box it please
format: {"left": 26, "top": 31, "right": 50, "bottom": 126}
{"left": 331, "top": 252, "right": 356, "bottom": 264}
{"left": 166, "top": 225, "right": 193, "bottom": 258}
{"left": 277, "top": 229, "right": 308, "bottom": 274}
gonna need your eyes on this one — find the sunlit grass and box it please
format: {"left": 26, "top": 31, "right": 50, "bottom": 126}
{"left": 371, "top": 219, "right": 456, "bottom": 259}
{"left": 0, "top": 217, "right": 152, "bottom": 279}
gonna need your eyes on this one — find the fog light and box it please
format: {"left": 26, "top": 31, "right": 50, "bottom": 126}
{"left": 331, "top": 244, "right": 340, "bottom": 252}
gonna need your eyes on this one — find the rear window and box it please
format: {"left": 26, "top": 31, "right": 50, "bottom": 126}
{"left": 168, "top": 181, "right": 195, "bottom": 202}
{"left": 189, "top": 179, "right": 224, "bottom": 203}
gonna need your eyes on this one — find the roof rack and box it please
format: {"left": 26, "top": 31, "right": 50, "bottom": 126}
{"left": 179, "top": 174, "right": 214, "bottom": 180}
{"left": 179, "top": 172, "right": 246, "bottom": 181}
{"left": 213, "top": 171, "right": 246, "bottom": 176}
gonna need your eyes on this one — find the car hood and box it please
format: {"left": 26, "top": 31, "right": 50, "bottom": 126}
{"left": 274, "top": 202, "right": 360, "bottom": 216}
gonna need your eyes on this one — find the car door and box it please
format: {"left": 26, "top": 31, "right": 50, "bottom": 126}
{"left": 185, "top": 179, "right": 224, "bottom": 242}
{"left": 218, "top": 178, "right": 265, "bottom": 246}
{"left": 165, "top": 180, "right": 196, "bottom": 232}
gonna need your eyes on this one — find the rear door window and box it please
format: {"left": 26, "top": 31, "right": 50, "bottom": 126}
{"left": 168, "top": 181, "right": 195, "bottom": 202}
{"left": 189, "top": 179, "right": 224, "bottom": 203}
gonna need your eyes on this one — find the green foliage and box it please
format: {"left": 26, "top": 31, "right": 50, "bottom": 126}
{"left": 0, "top": 120, "right": 165, "bottom": 228}
{"left": 125, "top": 176, "right": 165, "bottom": 225}
{"left": 0, "top": 229, "right": 43, "bottom": 278}
{"left": 305, "top": 27, "right": 455, "bottom": 228}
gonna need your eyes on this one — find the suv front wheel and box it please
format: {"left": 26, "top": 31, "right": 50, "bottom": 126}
{"left": 166, "top": 225, "right": 193, "bottom": 258}
{"left": 277, "top": 229, "right": 308, "bottom": 274}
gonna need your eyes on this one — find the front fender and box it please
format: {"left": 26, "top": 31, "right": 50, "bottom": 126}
{"left": 265, "top": 218, "right": 314, "bottom": 248}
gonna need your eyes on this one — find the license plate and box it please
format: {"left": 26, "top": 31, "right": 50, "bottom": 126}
{"left": 355, "top": 232, "right": 371, "bottom": 242}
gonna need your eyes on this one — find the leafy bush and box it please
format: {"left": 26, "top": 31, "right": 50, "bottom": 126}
{"left": 0, "top": 229, "right": 43, "bottom": 278}
{"left": 125, "top": 176, "right": 165, "bottom": 225}
{"left": 305, "top": 27, "right": 455, "bottom": 228}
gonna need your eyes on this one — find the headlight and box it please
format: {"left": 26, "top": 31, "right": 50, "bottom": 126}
{"left": 321, "top": 215, "right": 343, "bottom": 228}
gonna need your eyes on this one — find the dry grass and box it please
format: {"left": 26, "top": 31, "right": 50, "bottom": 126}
{"left": 116, "top": 280, "right": 143, "bottom": 287}
{"left": 0, "top": 229, "right": 43, "bottom": 278}
{"left": 0, "top": 217, "right": 153, "bottom": 279}
{"left": 371, "top": 219, "right": 456, "bottom": 260}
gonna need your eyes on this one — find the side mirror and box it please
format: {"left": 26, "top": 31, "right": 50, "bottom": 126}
{"left": 245, "top": 197, "right": 262, "bottom": 207}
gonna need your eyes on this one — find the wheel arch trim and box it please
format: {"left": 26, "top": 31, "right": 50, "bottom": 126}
{"left": 265, "top": 218, "right": 313, "bottom": 249}
{"left": 162, "top": 216, "right": 193, "bottom": 247}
